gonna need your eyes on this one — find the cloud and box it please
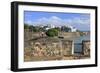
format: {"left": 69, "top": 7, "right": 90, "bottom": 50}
{"left": 71, "top": 16, "right": 90, "bottom": 25}
{"left": 25, "top": 15, "right": 90, "bottom": 31}
{"left": 50, "top": 16, "right": 61, "bottom": 21}
{"left": 32, "top": 16, "right": 70, "bottom": 27}
{"left": 25, "top": 20, "right": 33, "bottom": 25}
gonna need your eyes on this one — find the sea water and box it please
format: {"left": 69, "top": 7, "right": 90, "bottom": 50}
{"left": 74, "top": 35, "right": 90, "bottom": 54}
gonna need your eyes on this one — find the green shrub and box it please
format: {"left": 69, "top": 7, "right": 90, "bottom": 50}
{"left": 46, "top": 28, "right": 59, "bottom": 37}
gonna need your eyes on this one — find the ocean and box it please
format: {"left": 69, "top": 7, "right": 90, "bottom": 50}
{"left": 73, "top": 35, "right": 90, "bottom": 54}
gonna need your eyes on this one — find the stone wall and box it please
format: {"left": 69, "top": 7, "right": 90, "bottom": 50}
{"left": 24, "top": 40, "right": 90, "bottom": 61}
{"left": 62, "top": 40, "right": 73, "bottom": 56}
{"left": 24, "top": 29, "right": 43, "bottom": 41}
{"left": 82, "top": 41, "right": 90, "bottom": 56}
{"left": 58, "top": 32, "right": 80, "bottom": 38}
{"left": 24, "top": 39, "right": 73, "bottom": 57}
{"left": 24, "top": 30, "right": 90, "bottom": 61}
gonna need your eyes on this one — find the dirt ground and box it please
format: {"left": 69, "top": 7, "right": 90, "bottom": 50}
{"left": 24, "top": 55, "right": 90, "bottom": 62}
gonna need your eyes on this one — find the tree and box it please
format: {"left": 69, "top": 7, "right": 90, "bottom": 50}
{"left": 24, "top": 24, "right": 29, "bottom": 29}
{"left": 61, "top": 26, "right": 71, "bottom": 32}
{"left": 28, "top": 26, "right": 38, "bottom": 32}
{"left": 46, "top": 28, "right": 59, "bottom": 37}
{"left": 29, "top": 25, "right": 34, "bottom": 32}
{"left": 54, "top": 27, "right": 61, "bottom": 31}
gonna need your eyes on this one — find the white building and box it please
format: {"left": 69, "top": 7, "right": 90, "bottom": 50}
{"left": 71, "top": 27, "right": 77, "bottom": 32}
{"left": 45, "top": 24, "right": 55, "bottom": 30}
{"left": 45, "top": 24, "right": 77, "bottom": 32}
{"left": 68, "top": 26, "right": 77, "bottom": 32}
{"left": 48, "top": 24, "right": 55, "bottom": 28}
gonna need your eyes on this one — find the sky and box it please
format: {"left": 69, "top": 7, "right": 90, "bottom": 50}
{"left": 24, "top": 11, "right": 90, "bottom": 31}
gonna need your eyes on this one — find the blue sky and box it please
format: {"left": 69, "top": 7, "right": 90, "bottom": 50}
{"left": 24, "top": 11, "right": 90, "bottom": 31}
